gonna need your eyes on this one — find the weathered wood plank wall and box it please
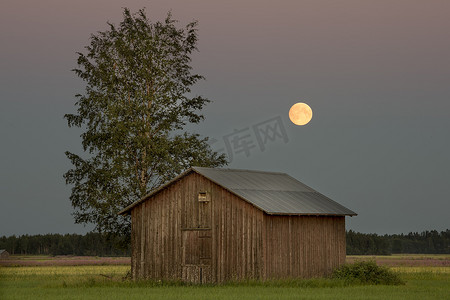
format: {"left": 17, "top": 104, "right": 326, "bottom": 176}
{"left": 207, "top": 174, "right": 265, "bottom": 282}
{"left": 264, "top": 215, "right": 345, "bottom": 278}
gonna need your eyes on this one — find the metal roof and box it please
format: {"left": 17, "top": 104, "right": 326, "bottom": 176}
{"left": 118, "top": 167, "right": 357, "bottom": 216}
{"left": 192, "top": 167, "right": 356, "bottom": 216}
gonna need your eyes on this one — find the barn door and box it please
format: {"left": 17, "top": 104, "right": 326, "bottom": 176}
{"left": 182, "top": 192, "right": 212, "bottom": 283}
{"left": 182, "top": 230, "right": 212, "bottom": 283}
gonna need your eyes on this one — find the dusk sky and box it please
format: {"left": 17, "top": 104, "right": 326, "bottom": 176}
{"left": 1, "top": 0, "right": 449, "bottom": 236}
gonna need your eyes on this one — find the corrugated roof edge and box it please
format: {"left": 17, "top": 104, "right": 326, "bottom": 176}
{"left": 282, "top": 174, "right": 357, "bottom": 216}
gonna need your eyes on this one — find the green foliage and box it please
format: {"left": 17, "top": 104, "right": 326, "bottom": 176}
{"left": 332, "top": 261, "right": 405, "bottom": 285}
{"left": 64, "top": 8, "right": 227, "bottom": 238}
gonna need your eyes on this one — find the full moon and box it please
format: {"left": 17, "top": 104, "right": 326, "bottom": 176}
{"left": 289, "top": 103, "right": 313, "bottom": 126}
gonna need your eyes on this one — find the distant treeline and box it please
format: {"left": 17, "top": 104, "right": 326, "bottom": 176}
{"left": 1, "top": 229, "right": 449, "bottom": 256}
{"left": 0, "top": 233, "right": 130, "bottom": 256}
{"left": 347, "top": 229, "right": 450, "bottom": 255}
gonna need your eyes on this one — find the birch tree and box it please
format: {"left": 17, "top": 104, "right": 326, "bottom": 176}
{"left": 64, "top": 8, "right": 226, "bottom": 237}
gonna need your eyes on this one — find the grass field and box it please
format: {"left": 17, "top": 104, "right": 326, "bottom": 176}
{"left": 1, "top": 255, "right": 449, "bottom": 300}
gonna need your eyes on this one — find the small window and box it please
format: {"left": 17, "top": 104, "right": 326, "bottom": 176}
{"left": 198, "top": 192, "right": 209, "bottom": 202}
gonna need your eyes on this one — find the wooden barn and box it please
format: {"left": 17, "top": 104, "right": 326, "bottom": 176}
{"left": 119, "top": 167, "right": 356, "bottom": 283}
{"left": 0, "top": 249, "right": 10, "bottom": 259}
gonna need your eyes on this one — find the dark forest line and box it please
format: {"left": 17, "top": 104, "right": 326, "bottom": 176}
{"left": 0, "top": 232, "right": 130, "bottom": 256}
{"left": 0, "top": 229, "right": 449, "bottom": 256}
{"left": 346, "top": 229, "right": 450, "bottom": 255}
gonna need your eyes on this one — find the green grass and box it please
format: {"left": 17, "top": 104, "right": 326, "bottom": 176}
{"left": 1, "top": 265, "right": 449, "bottom": 299}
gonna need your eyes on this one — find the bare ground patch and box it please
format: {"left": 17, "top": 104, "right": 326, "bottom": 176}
{"left": 0, "top": 255, "right": 130, "bottom": 266}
